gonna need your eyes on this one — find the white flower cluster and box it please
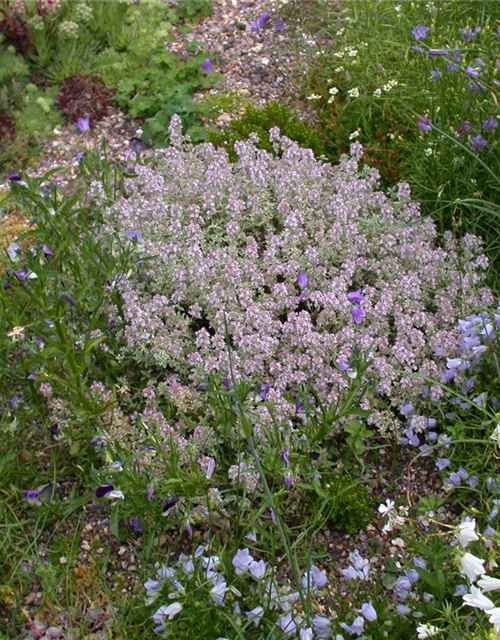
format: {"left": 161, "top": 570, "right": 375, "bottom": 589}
{"left": 455, "top": 519, "right": 500, "bottom": 633}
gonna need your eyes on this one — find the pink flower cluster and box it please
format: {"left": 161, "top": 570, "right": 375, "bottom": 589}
{"left": 100, "top": 118, "right": 492, "bottom": 427}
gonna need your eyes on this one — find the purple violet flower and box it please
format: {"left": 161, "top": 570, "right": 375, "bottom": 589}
{"left": 75, "top": 117, "right": 90, "bottom": 133}
{"left": 147, "top": 486, "right": 154, "bottom": 501}
{"left": 14, "top": 270, "right": 27, "bottom": 285}
{"left": 251, "top": 11, "right": 270, "bottom": 33}
{"left": 126, "top": 230, "right": 144, "bottom": 244}
{"left": 483, "top": 116, "right": 498, "bottom": 131}
{"left": 275, "top": 16, "right": 287, "bottom": 32}
{"left": 351, "top": 306, "right": 366, "bottom": 324}
{"left": 260, "top": 382, "right": 270, "bottom": 401}
{"left": 162, "top": 497, "right": 179, "bottom": 513}
{"left": 42, "top": 244, "right": 54, "bottom": 257}
{"left": 338, "top": 359, "right": 349, "bottom": 372}
{"left": 470, "top": 134, "right": 488, "bottom": 152}
{"left": 430, "top": 70, "right": 442, "bottom": 82}
{"left": 75, "top": 151, "right": 85, "bottom": 161}
{"left": 202, "top": 58, "right": 215, "bottom": 73}
{"left": 130, "top": 517, "right": 143, "bottom": 533}
{"left": 417, "top": 117, "right": 432, "bottom": 132}
{"left": 411, "top": 46, "right": 425, "bottom": 53}
{"left": 95, "top": 484, "right": 114, "bottom": 498}
{"left": 8, "top": 171, "right": 21, "bottom": 181}
{"left": 297, "top": 270, "right": 309, "bottom": 289}
{"left": 60, "top": 294, "right": 77, "bottom": 306}
{"left": 283, "top": 474, "right": 294, "bottom": 489}
{"left": 347, "top": 288, "right": 364, "bottom": 304}
{"left": 129, "top": 137, "right": 144, "bottom": 153}
{"left": 24, "top": 490, "right": 40, "bottom": 500}
{"left": 411, "top": 24, "right": 429, "bottom": 40}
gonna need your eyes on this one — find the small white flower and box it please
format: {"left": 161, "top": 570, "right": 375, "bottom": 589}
{"left": 347, "top": 87, "right": 360, "bottom": 98}
{"left": 491, "top": 424, "right": 500, "bottom": 444}
{"left": 424, "top": 148, "right": 433, "bottom": 156}
{"left": 460, "top": 552, "right": 486, "bottom": 582}
{"left": 378, "top": 499, "right": 396, "bottom": 516}
{"left": 478, "top": 576, "right": 500, "bottom": 592}
{"left": 349, "top": 130, "right": 360, "bottom": 140}
{"left": 462, "top": 585, "right": 495, "bottom": 610}
{"left": 307, "top": 94, "right": 321, "bottom": 101}
{"left": 394, "top": 4, "right": 402, "bottom": 11}
{"left": 373, "top": 88, "right": 382, "bottom": 97}
{"left": 488, "top": 607, "right": 500, "bottom": 632}
{"left": 456, "top": 519, "right": 479, "bottom": 548}
{"left": 329, "top": 86, "right": 339, "bottom": 96}
{"left": 335, "top": 66, "right": 344, "bottom": 72}
{"left": 106, "top": 490, "right": 125, "bottom": 500}
{"left": 416, "top": 623, "right": 440, "bottom": 638}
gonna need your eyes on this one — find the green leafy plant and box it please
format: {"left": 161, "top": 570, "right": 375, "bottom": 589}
{"left": 208, "top": 101, "right": 326, "bottom": 160}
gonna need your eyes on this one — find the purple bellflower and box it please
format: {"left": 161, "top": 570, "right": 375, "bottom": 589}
{"left": 75, "top": 117, "right": 90, "bottom": 133}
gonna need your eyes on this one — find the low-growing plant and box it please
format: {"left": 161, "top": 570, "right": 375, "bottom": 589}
{"left": 56, "top": 73, "right": 115, "bottom": 124}
{"left": 207, "top": 100, "right": 326, "bottom": 161}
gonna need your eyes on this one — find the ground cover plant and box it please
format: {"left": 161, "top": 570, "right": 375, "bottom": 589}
{"left": 2, "top": 117, "right": 500, "bottom": 639}
{"left": 288, "top": 0, "right": 500, "bottom": 276}
{"left": 2, "top": 2, "right": 500, "bottom": 640}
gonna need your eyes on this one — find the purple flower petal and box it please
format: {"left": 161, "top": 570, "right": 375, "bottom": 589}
{"left": 8, "top": 171, "right": 21, "bottom": 181}
{"left": 95, "top": 484, "right": 114, "bottom": 498}
{"left": 417, "top": 117, "right": 432, "bottom": 132}
{"left": 42, "top": 244, "right": 54, "bottom": 257}
{"left": 411, "top": 24, "right": 429, "bottom": 40}
{"left": 297, "top": 270, "right": 309, "bottom": 289}
{"left": 347, "top": 288, "right": 364, "bottom": 304}
{"left": 202, "top": 58, "right": 215, "bottom": 73}
{"left": 60, "top": 294, "right": 77, "bottom": 306}
{"left": 75, "top": 117, "right": 90, "bottom": 133}
{"left": 350, "top": 306, "right": 366, "bottom": 324}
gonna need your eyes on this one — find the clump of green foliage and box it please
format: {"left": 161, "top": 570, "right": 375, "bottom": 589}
{"left": 207, "top": 101, "right": 325, "bottom": 161}
{"left": 308, "top": 473, "right": 373, "bottom": 534}
{"left": 167, "top": 0, "right": 213, "bottom": 25}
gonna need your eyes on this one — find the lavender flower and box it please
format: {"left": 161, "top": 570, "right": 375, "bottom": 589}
{"left": 259, "top": 382, "right": 270, "bottom": 401}
{"left": 75, "top": 151, "right": 85, "bottom": 161}
{"left": 162, "top": 497, "right": 179, "bottom": 513}
{"left": 232, "top": 548, "right": 253, "bottom": 574}
{"left": 358, "top": 601, "right": 377, "bottom": 621}
{"left": 341, "top": 616, "right": 365, "bottom": 635}
{"left": 347, "top": 288, "right": 364, "bottom": 304}
{"left": 75, "top": 117, "right": 90, "bottom": 133}
{"left": 275, "top": 17, "right": 287, "bottom": 32}
{"left": 7, "top": 242, "right": 20, "bottom": 262}
{"left": 147, "top": 485, "right": 154, "bottom": 501}
{"left": 251, "top": 11, "right": 270, "bottom": 33}
{"left": 417, "top": 117, "right": 432, "bottom": 132}
{"left": 297, "top": 270, "right": 308, "bottom": 289}
{"left": 483, "top": 116, "right": 498, "bottom": 131}
{"left": 126, "top": 230, "right": 144, "bottom": 244}
{"left": 8, "top": 171, "right": 21, "bottom": 181}
{"left": 470, "top": 134, "right": 488, "bottom": 152}
{"left": 14, "top": 270, "right": 27, "bottom": 285}
{"left": 276, "top": 612, "right": 296, "bottom": 636}
{"left": 129, "top": 137, "right": 144, "bottom": 153}
{"left": 457, "top": 120, "right": 472, "bottom": 136}
{"left": 42, "top": 244, "right": 54, "bottom": 257}
{"left": 351, "top": 306, "right": 366, "bottom": 324}
{"left": 411, "top": 24, "right": 429, "bottom": 40}
{"left": 202, "top": 58, "right": 215, "bottom": 73}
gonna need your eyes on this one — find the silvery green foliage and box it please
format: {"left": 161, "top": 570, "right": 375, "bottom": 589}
{"left": 99, "top": 116, "right": 492, "bottom": 429}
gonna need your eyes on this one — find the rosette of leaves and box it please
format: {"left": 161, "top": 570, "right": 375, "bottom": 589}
{"left": 56, "top": 73, "right": 115, "bottom": 123}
